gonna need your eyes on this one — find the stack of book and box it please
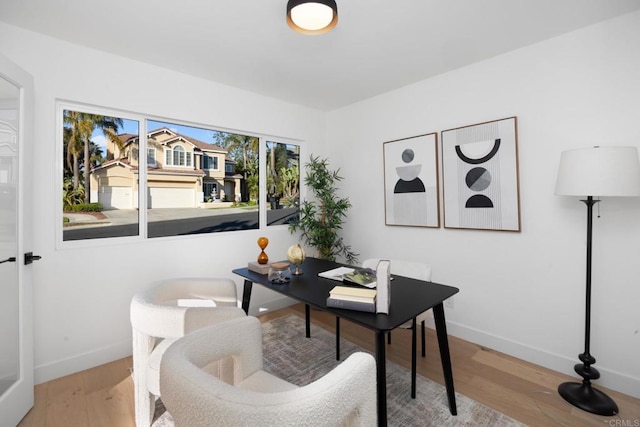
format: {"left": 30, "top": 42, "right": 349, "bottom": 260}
{"left": 248, "top": 261, "right": 271, "bottom": 274}
{"left": 326, "top": 285, "right": 377, "bottom": 313}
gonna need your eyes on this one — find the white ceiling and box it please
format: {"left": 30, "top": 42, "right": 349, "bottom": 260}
{"left": 1, "top": 0, "right": 639, "bottom": 111}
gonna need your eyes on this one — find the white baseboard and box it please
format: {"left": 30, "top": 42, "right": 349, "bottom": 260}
{"left": 34, "top": 339, "right": 132, "bottom": 385}
{"left": 425, "top": 317, "right": 640, "bottom": 399}
{"left": 248, "top": 296, "right": 297, "bottom": 316}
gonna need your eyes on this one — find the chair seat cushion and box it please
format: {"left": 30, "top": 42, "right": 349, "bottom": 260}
{"left": 237, "top": 370, "right": 298, "bottom": 393}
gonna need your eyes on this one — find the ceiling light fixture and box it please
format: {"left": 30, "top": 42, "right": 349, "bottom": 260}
{"left": 287, "top": 0, "right": 338, "bottom": 35}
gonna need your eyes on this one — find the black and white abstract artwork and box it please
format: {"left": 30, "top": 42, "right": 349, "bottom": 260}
{"left": 441, "top": 117, "right": 520, "bottom": 231}
{"left": 383, "top": 133, "right": 439, "bottom": 228}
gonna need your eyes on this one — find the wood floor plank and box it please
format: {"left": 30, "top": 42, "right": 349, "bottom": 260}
{"left": 467, "top": 375, "right": 569, "bottom": 426}
{"left": 471, "top": 348, "right": 560, "bottom": 391}
{"left": 82, "top": 357, "right": 134, "bottom": 427}
{"left": 43, "top": 372, "right": 89, "bottom": 427}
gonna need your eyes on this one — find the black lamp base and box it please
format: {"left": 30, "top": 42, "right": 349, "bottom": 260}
{"left": 558, "top": 381, "right": 618, "bottom": 416}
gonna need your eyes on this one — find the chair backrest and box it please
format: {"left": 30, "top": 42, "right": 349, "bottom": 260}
{"left": 362, "top": 258, "right": 432, "bottom": 282}
{"left": 134, "top": 277, "right": 238, "bottom": 308}
{"left": 160, "top": 316, "right": 377, "bottom": 427}
{"left": 130, "top": 277, "right": 241, "bottom": 339}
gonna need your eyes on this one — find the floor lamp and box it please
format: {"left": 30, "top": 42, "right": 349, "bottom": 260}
{"left": 555, "top": 146, "right": 640, "bottom": 416}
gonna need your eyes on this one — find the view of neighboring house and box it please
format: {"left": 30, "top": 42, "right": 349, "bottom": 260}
{"left": 90, "top": 127, "right": 243, "bottom": 209}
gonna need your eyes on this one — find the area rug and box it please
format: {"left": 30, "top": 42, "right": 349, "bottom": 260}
{"left": 153, "top": 314, "right": 525, "bottom": 426}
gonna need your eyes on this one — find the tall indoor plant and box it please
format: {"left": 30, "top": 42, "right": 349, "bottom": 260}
{"left": 289, "top": 155, "right": 358, "bottom": 264}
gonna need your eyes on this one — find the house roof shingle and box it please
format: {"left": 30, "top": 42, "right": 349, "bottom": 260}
{"left": 118, "top": 127, "right": 227, "bottom": 153}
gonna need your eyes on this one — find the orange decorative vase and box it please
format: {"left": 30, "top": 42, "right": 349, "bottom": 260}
{"left": 257, "top": 237, "right": 269, "bottom": 264}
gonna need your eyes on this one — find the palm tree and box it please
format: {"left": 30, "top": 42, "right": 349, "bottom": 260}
{"left": 213, "top": 132, "right": 259, "bottom": 201}
{"left": 63, "top": 111, "right": 123, "bottom": 204}
{"left": 267, "top": 142, "right": 298, "bottom": 204}
{"left": 89, "top": 141, "right": 104, "bottom": 167}
{"left": 63, "top": 111, "right": 92, "bottom": 191}
{"left": 280, "top": 164, "right": 300, "bottom": 204}
{"left": 83, "top": 115, "right": 122, "bottom": 203}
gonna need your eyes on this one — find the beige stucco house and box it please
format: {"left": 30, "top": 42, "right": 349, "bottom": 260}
{"left": 90, "top": 127, "right": 243, "bottom": 209}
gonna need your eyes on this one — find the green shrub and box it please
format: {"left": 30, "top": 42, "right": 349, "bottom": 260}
{"left": 63, "top": 177, "right": 85, "bottom": 211}
{"left": 68, "top": 203, "right": 103, "bottom": 212}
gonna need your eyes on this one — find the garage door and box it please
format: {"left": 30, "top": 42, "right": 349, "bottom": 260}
{"left": 148, "top": 187, "right": 195, "bottom": 208}
{"left": 99, "top": 186, "right": 133, "bottom": 209}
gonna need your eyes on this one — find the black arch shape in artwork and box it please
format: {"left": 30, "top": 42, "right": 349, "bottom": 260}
{"left": 394, "top": 178, "right": 426, "bottom": 194}
{"left": 455, "top": 139, "right": 501, "bottom": 165}
{"left": 465, "top": 194, "right": 494, "bottom": 208}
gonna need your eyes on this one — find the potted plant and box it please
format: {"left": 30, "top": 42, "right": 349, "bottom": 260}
{"left": 289, "top": 155, "right": 358, "bottom": 264}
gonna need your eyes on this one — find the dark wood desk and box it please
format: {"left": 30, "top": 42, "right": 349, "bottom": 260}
{"left": 233, "top": 257, "right": 459, "bottom": 427}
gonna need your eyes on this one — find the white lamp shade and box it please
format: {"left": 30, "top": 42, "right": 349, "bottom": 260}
{"left": 555, "top": 146, "right": 640, "bottom": 197}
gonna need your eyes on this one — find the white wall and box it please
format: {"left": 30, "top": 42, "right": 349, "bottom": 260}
{"left": 0, "top": 22, "right": 324, "bottom": 384}
{"left": 326, "top": 11, "right": 640, "bottom": 398}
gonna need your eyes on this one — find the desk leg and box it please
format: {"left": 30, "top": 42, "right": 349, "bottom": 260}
{"left": 433, "top": 302, "right": 457, "bottom": 415}
{"left": 375, "top": 331, "right": 388, "bottom": 427}
{"left": 421, "top": 320, "right": 426, "bottom": 357}
{"left": 304, "top": 304, "right": 311, "bottom": 338}
{"left": 335, "top": 317, "right": 341, "bottom": 360}
{"left": 411, "top": 317, "right": 417, "bottom": 399}
{"left": 241, "top": 280, "right": 253, "bottom": 314}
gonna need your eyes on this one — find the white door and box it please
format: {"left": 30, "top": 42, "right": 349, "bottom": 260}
{"left": 99, "top": 186, "right": 134, "bottom": 209}
{"left": 0, "top": 54, "right": 35, "bottom": 426}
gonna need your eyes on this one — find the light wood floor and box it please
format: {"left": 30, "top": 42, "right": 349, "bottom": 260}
{"left": 18, "top": 304, "right": 640, "bottom": 426}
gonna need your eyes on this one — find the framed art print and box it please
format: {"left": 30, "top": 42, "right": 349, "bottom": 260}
{"left": 383, "top": 133, "right": 439, "bottom": 228}
{"left": 441, "top": 117, "right": 520, "bottom": 231}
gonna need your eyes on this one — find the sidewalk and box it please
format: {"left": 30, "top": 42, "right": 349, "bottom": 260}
{"left": 63, "top": 212, "right": 110, "bottom": 225}
{"left": 63, "top": 207, "right": 258, "bottom": 228}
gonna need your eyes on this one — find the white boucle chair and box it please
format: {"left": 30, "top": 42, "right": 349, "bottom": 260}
{"left": 130, "top": 277, "right": 246, "bottom": 427}
{"left": 160, "top": 316, "right": 377, "bottom": 427}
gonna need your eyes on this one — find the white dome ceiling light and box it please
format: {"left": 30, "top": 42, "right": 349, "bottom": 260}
{"left": 287, "top": 0, "right": 338, "bottom": 35}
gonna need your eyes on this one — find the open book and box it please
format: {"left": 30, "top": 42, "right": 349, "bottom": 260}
{"left": 318, "top": 266, "right": 355, "bottom": 281}
{"left": 343, "top": 268, "right": 377, "bottom": 288}
{"left": 318, "top": 266, "right": 376, "bottom": 289}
